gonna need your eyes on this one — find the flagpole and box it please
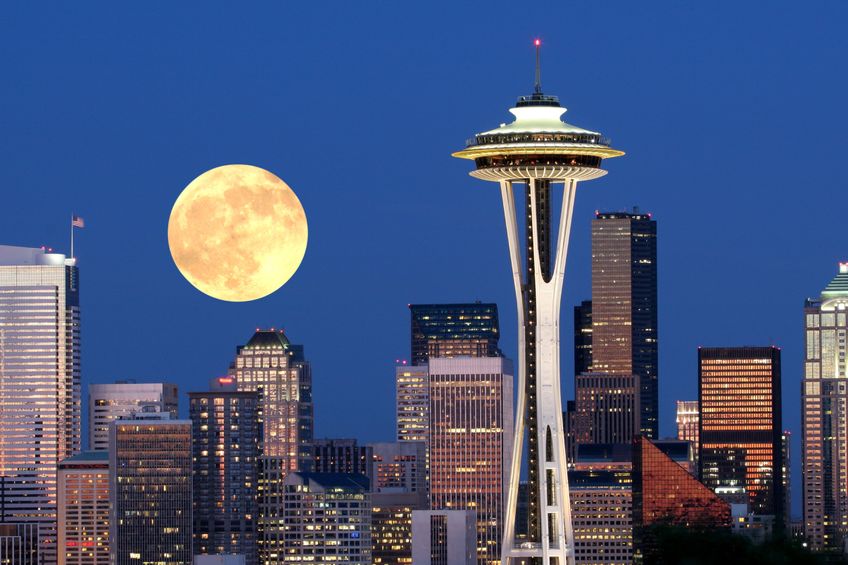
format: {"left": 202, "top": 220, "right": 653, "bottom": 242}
{"left": 70, "top": 214, "right": 74, "bottom": 259}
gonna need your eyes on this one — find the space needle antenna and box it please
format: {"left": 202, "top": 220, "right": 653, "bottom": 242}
{"left": 534, "top": 38, "right": 542, "bottom": 94}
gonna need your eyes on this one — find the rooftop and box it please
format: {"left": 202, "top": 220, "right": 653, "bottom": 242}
{"left": 245, "top": 329, "right": 291, "bottom": 349}
{"left": 822, "top": 263, "right": 848, "bottom": 298}
{"left": 59, "top": 450, "right": 109, "bottom": 468}
{"left": 285, "top": 472, "right": 370, "bottom": 491}
{"left": 0, "top": 244, "right": 74, "bottom": 267}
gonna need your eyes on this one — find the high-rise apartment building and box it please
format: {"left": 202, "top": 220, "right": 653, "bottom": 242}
{"left": 698, "top": 346, "right": 783, "bottom": 525}
{"left": 632, "top": 436, "right": 730, "bottom": 562}
{"left": 574, "top": 372, "right": 639, "bottom": 445}
{"left": 228, "top": 329, "right": 313, "bottom": 563}
{"left": 369, "top": 442, "right": 428, "bottom": 565}
{"left": 57, "top": 451, "right": 109, "bottom": 565}
{"left": 396, "top": 364, "right": 430, "bottom": 443}
{"left": 189, "top": 378, "right": 260, "bottom": 564}
{"left": 312, "top": 438, "right": 374, "bottom": 484}
{"left": 110, "top": 416, "right": 193, "bottom": 565}
{"left": 409, "top": 303, "right": 501, "bottom": 365}
{"left": 281, "top": 472, "right": 371, "bottom": 563}
{"left": 802, "top": 263, "right": 848, "bottom": 550}
{"left": 591, "top": 211, "right": 658, "bottom": 438}
{"left": 88, "top": 381, "right": 178, "bottom": 451}
{"left": 410, "top": 510, "right": 477, "bottom": 565}
{"left": 0, "top": 245, "right": 81, "bottom": 563}
{"left": 427, "top": 356, "right": 513, "bottom": 564}
{"left": 675, "top": 400, "right": 699, "bottom": 463}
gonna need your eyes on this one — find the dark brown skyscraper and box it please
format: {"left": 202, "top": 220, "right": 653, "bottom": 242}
{"left": 698, "top": 346, "right": 783, "bottom": 524}
{"left": 591, "top": 211, "right": 658, "bottom": 438}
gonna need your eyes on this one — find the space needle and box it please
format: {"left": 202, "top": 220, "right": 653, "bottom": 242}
{"left": 453, "top": 41, "right": 623, "bottom": 565}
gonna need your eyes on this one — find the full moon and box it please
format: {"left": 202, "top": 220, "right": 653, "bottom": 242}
{"left": 168, "top": 164, "right": 308, "bottom": 302}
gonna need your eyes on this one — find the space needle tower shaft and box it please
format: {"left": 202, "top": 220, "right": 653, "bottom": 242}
{"left": 453, "top": 41, "right": 623, "bottom": 565}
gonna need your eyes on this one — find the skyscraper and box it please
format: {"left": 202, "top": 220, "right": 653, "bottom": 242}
{"left": 110, "top": 416, "right": 193, "bottom": 565}
{"left": 591, "top": 211, "right": 658, "bottom": 439}
{"left": 699, "top": 347, "right": 783, "bottom": 526}
{"left": 281, "top": 472, "right": 372, "bottom": 564}
{"left": 409, "top": 303, "right": 501, "bottom": 365}
{"left": 0, "top": 245, "right": 81, "bottom": 563}
{"left": 574, "top": 372, "right": 639, "bottom": 445}
{"left": 88, "top": 381, "right": 178, "bottom": 451}
{"left": 452, "top": 42, "right": 623, "bottom": 565}
{"left": 427, "top": 356, "right": 513, "bottom": 564}
{"left": 57, "top": 451, "right": 109, "bottom": 565}
{"left": 228, "top": 329, "right": 313, "bottom": 563}
{"left": 189, "top": 378, "right": 261, "bottom": 564}
{"left": 675, "top": 400, "right": 699, "bottom": 463}
{"left": 802, "top": 263, "right": 848, "bottom": 550}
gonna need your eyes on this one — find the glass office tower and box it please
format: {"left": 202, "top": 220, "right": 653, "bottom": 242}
{"left": 591, "top": 211, "right": 658, "bottom": 438}
{"left": 0, "top": 245, "right": 81, "bottom": 564}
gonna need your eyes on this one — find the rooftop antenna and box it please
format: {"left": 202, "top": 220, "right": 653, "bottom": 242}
{"left": 534, "top": 38, "right": 542, "bottom": 94}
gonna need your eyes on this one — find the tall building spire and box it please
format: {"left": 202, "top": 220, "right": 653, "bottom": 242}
{"left": 534, "top": 38, "right": 542, "bottom": 94}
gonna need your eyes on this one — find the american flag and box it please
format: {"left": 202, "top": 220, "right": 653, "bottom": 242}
{"left": 72, "top": 215, "right": 85, "bottom": 228}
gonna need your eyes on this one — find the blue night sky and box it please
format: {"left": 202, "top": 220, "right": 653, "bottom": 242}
{"left": 2, "top": 2, "right": 846, "bottom": 517}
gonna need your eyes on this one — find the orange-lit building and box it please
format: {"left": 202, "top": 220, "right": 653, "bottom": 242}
{"left": 698, "top": 346, "right": 783, "bottom": 523}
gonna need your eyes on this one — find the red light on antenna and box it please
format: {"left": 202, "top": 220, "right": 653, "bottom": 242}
{"left": 534, "top": 39, "right": 541, "bottom": 46}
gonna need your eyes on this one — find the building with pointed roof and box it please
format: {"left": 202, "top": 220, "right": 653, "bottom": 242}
{"left": 228, "top": 328, "right": 314, "bottom": 564}
{"left": 802, "top": 263, "right": 848, "bottom": 550}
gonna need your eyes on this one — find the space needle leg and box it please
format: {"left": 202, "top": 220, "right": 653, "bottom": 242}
{"left": 500, "top": 180, "right": 526, "bottom": 565}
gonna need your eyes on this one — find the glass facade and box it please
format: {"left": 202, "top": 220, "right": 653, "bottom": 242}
{"left": 698, "top": 347, "right": 782, "bottom": 522}
{"left": 802, "top": 263, "right": 848, "bottom": 550}
{"left": 427, "top": 357, "right": 513, "bottom": 565}
{"left": 312, "top": 438, "right": 374, "bottom": 483}
{"left": 591, "top": 212, "right": 658, "bottom": 439}
{"left": 632, "top": 436, "right": 730, "bottom": 562}
{"left": 0, "top": 246, "right": 81, "bottom": 564}
{"left": 110, "top": 419, "right": 193, "bottom": 565}
{"left": 190, "top": 388, "right": 260, "bottom": 565}
{"left": 409, "top": 303, "right": 501, "bottom": 365}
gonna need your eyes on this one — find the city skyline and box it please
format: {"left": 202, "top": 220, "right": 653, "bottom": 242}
{"left": 2, "top": 2, "right": 846, "bottom": 545}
